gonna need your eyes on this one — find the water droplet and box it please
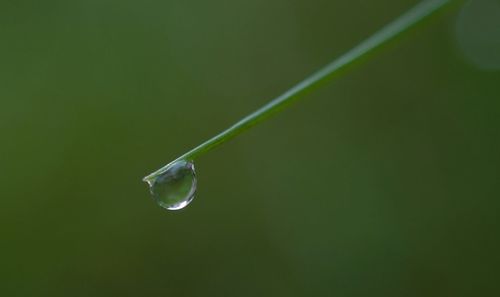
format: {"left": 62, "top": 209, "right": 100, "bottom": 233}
{"left": 144, "top": 160, "right": 197, "bottom": 210}
{"left": 455, "top": 0, "right": 500, "bottom": 70}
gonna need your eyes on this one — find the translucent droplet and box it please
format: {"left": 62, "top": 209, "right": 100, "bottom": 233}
{"left": 455, "top": 0, "right": 500, "bottom": 70}
{"left": 144, "top": 160, "right": 197, "bottom": 210}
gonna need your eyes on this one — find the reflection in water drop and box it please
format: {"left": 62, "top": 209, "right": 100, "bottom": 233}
{"left": 144, "top": 160, "right": 197, "bottom": 210}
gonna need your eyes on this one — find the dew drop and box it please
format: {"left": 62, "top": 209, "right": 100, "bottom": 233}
{"left": 455, "top": 0, "right": 500, "bottom": 70}
{"left": 144, "top": 160, "right": 197, "bottom": 210}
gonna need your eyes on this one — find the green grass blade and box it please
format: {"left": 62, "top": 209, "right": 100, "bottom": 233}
{"left": 144, "top": 0, "right": 455, "bottom": 181}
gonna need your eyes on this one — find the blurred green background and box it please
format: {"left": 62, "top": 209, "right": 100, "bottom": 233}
{"left": 1, "top": 0, "right": 499, "bottom": 296}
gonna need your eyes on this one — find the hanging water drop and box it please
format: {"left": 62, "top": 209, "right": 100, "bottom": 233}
{"left": 144, "top": 160, "right": 197, "bottom": 210}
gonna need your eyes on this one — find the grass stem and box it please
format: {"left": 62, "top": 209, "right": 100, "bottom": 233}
{"left": 144, "top": 0, "right": 454, "bottom": 181}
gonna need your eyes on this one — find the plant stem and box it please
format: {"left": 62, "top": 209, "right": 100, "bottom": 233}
{"left": 144, "top": 0, "right": 454, "bottom": 181}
